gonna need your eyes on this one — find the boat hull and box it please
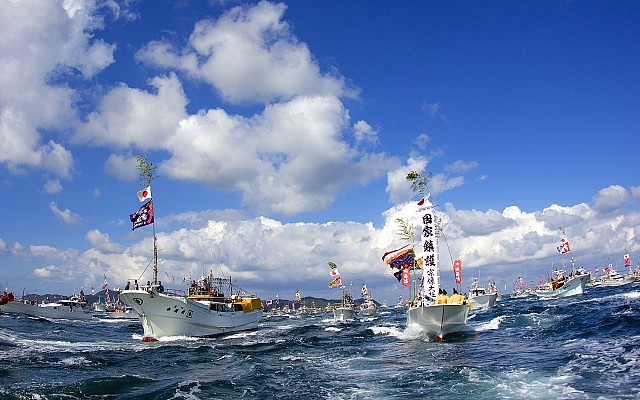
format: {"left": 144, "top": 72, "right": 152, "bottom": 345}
{"left": 599, "top": 277, "right": 634, "bottom": 287}
{"left": 535, "top": 274, "right": 589, "bottom": 299}
{"left": 333, "top": 306, "right": 357, "bottom": 321}
{"left": 406, "top": 303, "right": 469, "bottom": 340}
{"left": 119, "top": 290, "right": 262, "bottom": 339}
{"left": 468, "top": 293, "right": 498, "bottom": 311}
{"left": 360, "top": 306, "right": 377, "bottom": 317}
{"left": 0, "top": 301, "right": 93, "bottom": 320}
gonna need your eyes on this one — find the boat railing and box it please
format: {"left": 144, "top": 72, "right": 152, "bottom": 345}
{"left": 158, "top": 287, "right": 186, "bottom": 297}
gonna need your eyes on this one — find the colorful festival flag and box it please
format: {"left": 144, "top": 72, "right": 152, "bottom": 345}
{"left": 329, "top": 276, "right": 342, "bottom": 288}
{"left": 130, "top": 200, "right": 154, "bottom": 230}
{"left": 624, "top": 253, "right": 631, "bottom": 266}
{"left": 137, "top": 185, "right": 152, "bottom": 202}
{"left": 361, "top": 284, "right": 368, "bottom": 296}
{"left": 328, "top": 262, "right": 342, "bottom": 288}
{"left": 557, "top": 238, "right": 570, "bottom": 254}
{"left": 102, "top": 274, "right": 108, "bottom": 294}
{"left": 382, "top": 246, "right": 415, "bottom": 270}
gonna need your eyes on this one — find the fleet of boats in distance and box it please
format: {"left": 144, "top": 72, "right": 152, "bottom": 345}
{"left": 3, "top": 178, "right": 640, "bottom": 342}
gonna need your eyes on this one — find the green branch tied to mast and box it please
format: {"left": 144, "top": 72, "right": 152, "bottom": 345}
{"left": 136, "top": 153, "right": 158, "bottom": 188}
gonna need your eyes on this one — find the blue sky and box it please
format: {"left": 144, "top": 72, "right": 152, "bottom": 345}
{"left": 1, "top": 0, "right": 639, "bottom": 303}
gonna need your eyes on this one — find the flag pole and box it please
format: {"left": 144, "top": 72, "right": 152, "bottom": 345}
{"left": 152, "top": 221, "right": 158, "bottom": 285}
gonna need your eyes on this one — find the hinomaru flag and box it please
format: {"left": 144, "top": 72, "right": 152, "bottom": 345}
{"left": 137, "top": 185, "right": 152, "bottom": 202}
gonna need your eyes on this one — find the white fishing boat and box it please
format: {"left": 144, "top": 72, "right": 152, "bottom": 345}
{"left": 333, "top": 285, "right": 357, "bottom": 322}
{"left": 535, "top": 268, "right": 590, "bottom": 299}
{"left": 117, "top": 166, "right": 262, "bottom": 341}
{"left": 385, "top": 192, "right": 470, "bottom": 341}
{"left": 327, "top": 262, "right": 357, "bottom": 322}
{"left": 359, "top": 284, "right": 377, "bottom": 317}
{"left": 0, "top": 292, "right": 92, "bottom": 320}
{"left": 536, "top": 229, "right": 590, "bottom": 299}
{"left": 468, "top": 278, "right": 498, "bottom": 311}
{"left": 120, "top": 274, "right": 262, "bottom": 340}
{"left": 509, "top": 287, "right": 534, "bottom": 299}
{"left": 599, "top": 268, "right": 634, "bottom": 287}
{"left": 406, "top": 298, "right": 470, "bottom": 340}
{"left": 103, "top": 306, "right": 139, "bottom": 319}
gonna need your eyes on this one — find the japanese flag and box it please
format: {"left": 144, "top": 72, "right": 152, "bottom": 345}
{"left": 137, "top": 186, "right": 152, "bottom": 202}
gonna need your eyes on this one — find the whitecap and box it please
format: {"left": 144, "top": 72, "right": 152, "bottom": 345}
{"left": 223, "top": 331, "right": 258, "bottom": 340}
{"left": 473, "top": 315, "right": 506, "bottom": 332}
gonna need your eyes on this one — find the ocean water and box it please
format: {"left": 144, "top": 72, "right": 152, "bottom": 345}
{"left": 1, "top": 284, "right": 639, "bottom": 399}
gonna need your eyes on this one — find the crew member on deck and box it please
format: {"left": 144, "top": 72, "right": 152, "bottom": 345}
{"left": 448, "top": 289, "right": 463, "bottom": 304}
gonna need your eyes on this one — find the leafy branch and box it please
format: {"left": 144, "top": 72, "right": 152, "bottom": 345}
{"left": 395, "top": 218, "right": 414, "bottom": 243}
{"left": 136, "top": 153, "right": 158, "bottom": 187}
{"left": 406, "top": 170, "right": 432, "bottom": 195}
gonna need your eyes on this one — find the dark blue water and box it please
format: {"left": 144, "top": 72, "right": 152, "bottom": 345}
{"left": 1, "top": 284, "right": 639, "bottom": 399}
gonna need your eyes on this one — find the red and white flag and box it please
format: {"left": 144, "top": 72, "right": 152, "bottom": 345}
{"left": 453, "top": 259, "right": 462, "bottom": 284}
{"left": 417, "top": 192, "right": 431, "bottom": 207}
{"left": 137, "top": 185, "right": 152, "bottom": 202}
{"left": 401, "top": 266, "right": 411, "bottom": 287}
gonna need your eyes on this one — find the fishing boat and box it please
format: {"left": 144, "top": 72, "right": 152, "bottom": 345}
{"left": 535, "top": 268, "right": 590, "bottom": 299}
{"left": 117, "top": 170, "right": 262, "bottom": 341}
{"left": 510, "top": 277, "right": 533, "bottom": 298}
{"left": 119, "top": 273, "right": 262, "bottom": 340}
{"left": 333, "top": 285, "right": 357, "bottom": 321}
{"left": 385, "top": 193, "right": 470, "bottom": 341}
{"left": 467, "top": 278, "right": 498, "bottom": 311}
{"left": 359, "top": 284, "right": 377, "bottom": 317}
{"left": 327, "top": 262, "right": 357, "bottom": 321}
{"left": 0, "top": 292, "right": 92, "bottom": 320}
{"left": 598, "top": 267, "right": 634, "bottom": 287}
{"left": 535, "top": 229, "right": 590, "bottom": 299}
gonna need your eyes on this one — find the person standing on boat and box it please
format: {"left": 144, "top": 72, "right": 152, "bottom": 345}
{"left": 157, "top": 281, "right": 164, "bottom": 293}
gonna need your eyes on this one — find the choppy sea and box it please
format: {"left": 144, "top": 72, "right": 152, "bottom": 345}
{"left": 1, "top": 283, "right": 639, "bottom": 399}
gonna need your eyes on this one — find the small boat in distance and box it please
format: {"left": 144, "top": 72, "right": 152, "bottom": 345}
{"left": 327, "top": 262, "right": 357, "bottom": 321}
{"left": 359, "top": 284, "right": 377, "bottom": 317}
{"left": 333, "top": 284, "right": 357, "bottom": 322}
{"left": 0, "top": 292, "right": 92, "bottom": 320}
{"left": 468, "top": 278, "right": 498, "bottom": 311}
{"left": 598, "top": 267, "right": 634, "bottom": 287}
{"left": 535, "top": 229, "right": 590, "bottom": 299}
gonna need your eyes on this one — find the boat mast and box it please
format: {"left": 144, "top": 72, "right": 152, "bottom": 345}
{"left": 152, "top": 222, "right": 158, "bottom": 284}
{"left": 136, "top": 153, "right": 158, "bottom": 284}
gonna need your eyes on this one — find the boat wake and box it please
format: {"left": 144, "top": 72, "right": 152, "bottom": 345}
{"left": 370, "top": 324, "right": 438, "bottom": 342}
{"left": 473, "top": 315, "right": 506, "bottom": 332}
